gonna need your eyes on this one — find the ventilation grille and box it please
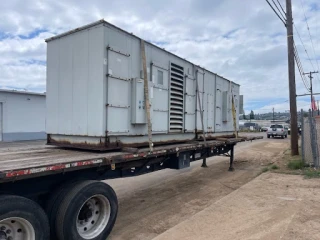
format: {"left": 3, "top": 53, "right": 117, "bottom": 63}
{"left": 170, "top": 63, "right": 184, "bottom": 132}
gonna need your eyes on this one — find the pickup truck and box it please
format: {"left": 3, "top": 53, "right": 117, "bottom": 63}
{"left": 267, "top": 124, "right": 288, "bottom": 139}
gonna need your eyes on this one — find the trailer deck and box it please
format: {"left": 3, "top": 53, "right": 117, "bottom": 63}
{"left": 0, "top": 136, "right": 261, "bottom": 183}
{"left": 0, "top": 135, "right": 262, "bottom": 240}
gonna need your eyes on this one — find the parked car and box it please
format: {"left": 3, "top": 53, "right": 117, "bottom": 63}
{"left": 287, "top": 125, "right": 301, "bottom": 135}
{"left": 267, "top": 124, "right": 288, "bottom": 139}
{"left": 243, "top": 122, "right": 261, "bottom": 131}
{"left": 261, "top": 127, "right": 269, "bottom": 132}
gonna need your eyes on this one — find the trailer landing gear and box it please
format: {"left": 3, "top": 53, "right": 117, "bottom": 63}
{"left": 228, "top": 145, "right": 235, "bottom": 171}
{"left": 201, "top": 157, "right": 208, "bottom": 168}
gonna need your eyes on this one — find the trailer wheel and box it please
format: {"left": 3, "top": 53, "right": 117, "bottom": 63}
{"left": 45, "top": 181, "right": 80, "bottom": 239}
{"left": 56, "top": 181, "right": 118, "bottom": 240}
{"left": 0, "top": 195, "right": 49, "bottom": 240}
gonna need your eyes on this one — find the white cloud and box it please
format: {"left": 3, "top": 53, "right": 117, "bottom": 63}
{"left": 253, "top": 100, "right": 313, "bottom": 114}
{"left": 0, "top": 0, "right": 319, "bottom": 112}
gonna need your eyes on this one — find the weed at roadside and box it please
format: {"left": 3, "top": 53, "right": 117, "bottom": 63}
{"left": 304, "top": 169, "right": 320, "bottom": 178}
{"left": 288, "top": 159, "right": 305, "bottom": 170}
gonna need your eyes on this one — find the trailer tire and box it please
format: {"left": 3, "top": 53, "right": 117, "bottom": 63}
{"left": 0, "top": 195, "right": 49, "bottom": 240}
{"left": 56, "top": 181, "right": 118, "bottom": 240}
{"left": 45, "top": 181, "right": 80, "bottom": 239}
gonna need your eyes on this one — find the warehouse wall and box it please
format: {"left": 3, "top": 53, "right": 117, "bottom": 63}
{"left": 0, "top": 92, "right": 46, "bottom": 141}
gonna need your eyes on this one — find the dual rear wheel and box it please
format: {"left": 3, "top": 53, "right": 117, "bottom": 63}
{"left": 0, "top": 181, "right": 118, "bottom": 240}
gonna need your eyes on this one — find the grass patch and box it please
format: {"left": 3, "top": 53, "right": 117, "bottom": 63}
{"left": 288, "top": 159, "right": 305, "bottom": 170}
{"left": 262, "top": 167, "right": 269, "bottom": 173}
{"left": 273, "top": 147, "right": 320, "bottom": 178}
{"left": 304, "top": 169, "right": 320, "bottom": 178}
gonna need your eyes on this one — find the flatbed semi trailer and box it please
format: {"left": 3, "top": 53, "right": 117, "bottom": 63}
{"left": 0, "top": 135, "right": 261, "bottom": 240}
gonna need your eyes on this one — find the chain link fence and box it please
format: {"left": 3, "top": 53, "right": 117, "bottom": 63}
{"left": 301, "top": 110, "right": 320, "bottom": 167}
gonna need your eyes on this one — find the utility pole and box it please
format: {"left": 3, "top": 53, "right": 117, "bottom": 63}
{"left": 286, "top": 0, "right": 299, "bottom": 155}
{"left": 273, "top": 107, "right": 275, "bottom": 122}
{"left": 303, "top": 71, "right": 318, "bottom": 116}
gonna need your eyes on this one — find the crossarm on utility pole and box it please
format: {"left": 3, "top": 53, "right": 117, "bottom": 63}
{"left": 303, "top": 71, "right": 318, "bottom": 116}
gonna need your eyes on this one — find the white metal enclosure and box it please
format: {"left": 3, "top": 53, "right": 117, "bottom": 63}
{"left": 46, "top": 20, "right": 241, "bottom": 150}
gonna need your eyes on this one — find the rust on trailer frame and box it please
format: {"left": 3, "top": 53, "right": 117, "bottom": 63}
{"left": 5, "top": 159, "right": 105, "bottom": 178}
{"left": 47, "top": 133, "right": 239, "bottom": 151}
{"left": 47, "top": 135, "right": 110, "bottom": 151}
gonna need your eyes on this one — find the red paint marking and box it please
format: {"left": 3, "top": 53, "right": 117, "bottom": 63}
{"left": 5, "top": 159, "right": 103, "bottom": 178}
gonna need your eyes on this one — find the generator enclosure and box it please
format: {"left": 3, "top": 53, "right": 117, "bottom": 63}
{"left": 45, "top": 20, "right": 241, "bottom": 150}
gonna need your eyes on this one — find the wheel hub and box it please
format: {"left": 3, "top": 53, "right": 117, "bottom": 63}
{"left": 79, "top": 204, "right": 93, "bottom": 221}
{"left": 76, "top": 195, "right": 111, "bottom": 239}
{"left": 0, "top": 218, "right": 35, "bottom": 240}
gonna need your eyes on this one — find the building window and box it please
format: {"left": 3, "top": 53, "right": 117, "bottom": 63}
{"left": 158, "top": 70, "right": 163, "bottom": 85}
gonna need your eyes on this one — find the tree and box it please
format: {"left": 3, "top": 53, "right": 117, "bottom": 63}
{"left": 250, "top": 110, "right": 255, "bottom": 120}
{"left": 243, "top": 110, "right": 246, "bottom": 120}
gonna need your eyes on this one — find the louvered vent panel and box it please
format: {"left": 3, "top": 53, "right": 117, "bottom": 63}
{"left": 170, "top": 63, "right": 184, "bottom": 132}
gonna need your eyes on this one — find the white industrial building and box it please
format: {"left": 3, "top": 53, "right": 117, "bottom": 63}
{"left": 0, "top": 89, "right": 46, "bottom": 142}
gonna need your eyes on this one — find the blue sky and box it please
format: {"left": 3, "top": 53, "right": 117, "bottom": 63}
{"left": 0, "top": 0, "right": 319, "bottom": 113}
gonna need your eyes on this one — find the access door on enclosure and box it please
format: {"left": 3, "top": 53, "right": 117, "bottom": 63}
{"left": 106, "top": 46, "right": 131, "bottom": 134}
{"left": 184, "top": 74, "right": 196, "bottom": 132}
{"left": 151, "top": 63, "right": 169, "bottom": 133}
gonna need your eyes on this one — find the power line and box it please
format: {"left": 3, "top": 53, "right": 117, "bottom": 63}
{"left": 265, "top": 0, "right": 313, "bottom": 92}
{"left": 300, "top": 0, "right": 320, "bottom": 82}
{"left": 266, "top": 0, "right": 311, "bottom": 93}
{"left": 265, "top": 0, "right": 287, "bottom": 26}
{"left": 293, "top": 42, "right": 311, "bottom": 91}
{"left": 276, "top": 0, "right": 286, "bottom": 15}
{"left": 293, "top": 23, "right": 317, "bottom": 73}
{"left": 272, "top": 0, "right": 286, "bottom": 20}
